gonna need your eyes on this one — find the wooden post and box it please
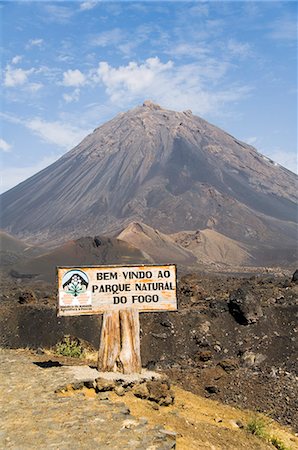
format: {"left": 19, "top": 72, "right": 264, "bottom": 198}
{"left": 119, "top": 309, "right": 141, "bottom": 374}
{"left": 97, "top": 308, "right": 142, "bottom": 374}
{"left": 97, "top": 311, "right": 121, "bottom": 372}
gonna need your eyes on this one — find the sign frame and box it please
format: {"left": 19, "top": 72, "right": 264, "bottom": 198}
{"left": 57, "top": 264, "right": 178, "bottom": 317}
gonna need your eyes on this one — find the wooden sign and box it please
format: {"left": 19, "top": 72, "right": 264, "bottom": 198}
{"left": 57, "top": 264, "right": 177, "bottom": 375}
{"left": 57, "top": 264, "right": 177, "bottom": 317}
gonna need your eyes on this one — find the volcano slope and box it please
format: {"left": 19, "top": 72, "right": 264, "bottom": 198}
{"left": 0, "top": 101, "right": 297, "bottom": 266}
{"left": 10, "top": 235, "right": 149, "bottom": 283}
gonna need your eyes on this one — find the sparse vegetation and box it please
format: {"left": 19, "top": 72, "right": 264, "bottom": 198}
{"left": 247, "top": 417, "right": 291, "bottom": 450}
{"left": 246, "top": 416, "right": 268, "bottom": 439}
{"left": 55, "top": 335, "right": 84, "bottom": 358}
{"left": 270, "top": 436, "right": 291, "bottom": 450}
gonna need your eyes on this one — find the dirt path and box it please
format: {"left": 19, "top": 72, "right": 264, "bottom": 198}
{"left": 1, "top": 349, "right": 297, "bottom": 450}
{"left": 0, "top": 349, "right": 175, "bottom": 449}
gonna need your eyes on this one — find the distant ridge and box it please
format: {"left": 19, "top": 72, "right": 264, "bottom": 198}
{"left": 12, "top": 236, "right": 149, "bottom": 282}
{"left": 170, "top": 228, "right": 252, "bottom": 266}
{"left": 118, "top": 222, "right": 196, "bottom": 265}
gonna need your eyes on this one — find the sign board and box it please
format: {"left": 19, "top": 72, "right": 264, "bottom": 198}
{"left": 57, "top": 264, "right": 177, "bottom": 317}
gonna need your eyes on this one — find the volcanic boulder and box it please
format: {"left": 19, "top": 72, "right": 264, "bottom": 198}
{"left": 228, "top": 287, "right": 263, "bottom": 325}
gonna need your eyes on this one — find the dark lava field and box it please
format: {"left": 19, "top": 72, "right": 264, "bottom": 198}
{"left": 1, "top": 268, "right": 297, "bottom": 431}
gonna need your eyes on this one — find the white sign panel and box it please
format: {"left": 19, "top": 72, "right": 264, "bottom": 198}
{"left": 57, "top": 264, "right": 177, "bottom": 317}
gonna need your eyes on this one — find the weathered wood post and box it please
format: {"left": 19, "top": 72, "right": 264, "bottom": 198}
{"left": 97, "top": 310, "right": 121, "bottom": 372}
{"left": 97, "top": 309, "right": 141, "bottom": 374}
{"left": 57, "top": 265, "right": 177, "bottom": 375}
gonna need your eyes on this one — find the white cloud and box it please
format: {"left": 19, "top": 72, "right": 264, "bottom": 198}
{"left": 26, "top": 38, "right": 44, "bottom": 49}
{"left": 26, "top": 118, "right": 89, "bottom": 149}
{"left": 11, "top": 55, "right": 23, "bottom": 65}
{"left": 63, "top": 88, "right": 80, "bottom": 103}
{"left": 91, "top": 57, "right": 250, "bottom": 115}
{"left": 0, "top": 155, "right": 61, "bottom": 194}
{"left": 62, "top": 69, "right": 86, "bottom": 87}
{"left": 4, "top": 65, "right": 34, "bottom": 87}
{"left": 92, "top": 58, "right": 173, "bottom": 100}
{"left": 0, "top": 138, "right": 11, "bottom": 152}
{"left": 3, "top": 64, "right": 42, "bottom": 91}
{"left": 79, "top": 1, "right": 98, "bottom": 11}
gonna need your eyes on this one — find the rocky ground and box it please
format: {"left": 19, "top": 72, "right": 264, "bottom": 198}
{"left": 0, "top": 269, "right": 297, "bottom": 435}
{"left": 0, "top": 348, "right": 176, "bottom": 450}
{"left": 1, "top": 348, "right": 297, "bottom": 450}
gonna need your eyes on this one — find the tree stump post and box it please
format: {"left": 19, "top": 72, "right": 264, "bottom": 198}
{"left": 97, "top": 308, "right": 142, "bottom": 374}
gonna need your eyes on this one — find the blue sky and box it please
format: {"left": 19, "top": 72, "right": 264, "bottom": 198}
{"left": 1, "top": 0, "right": 297, "bottom": 193}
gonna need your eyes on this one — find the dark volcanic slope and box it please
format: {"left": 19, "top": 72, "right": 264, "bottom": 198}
{"left": 1, "top": 101, "right": 297, "bottom": 257}
{"left": 12, "top": 236, "right": 149, "bottom": 282}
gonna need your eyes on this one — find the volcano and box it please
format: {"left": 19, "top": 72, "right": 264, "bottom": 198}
{"left": 1, "top": 101, "right": 297, "bottom": 265}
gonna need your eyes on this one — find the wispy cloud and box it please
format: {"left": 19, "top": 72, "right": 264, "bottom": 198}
{"left": 11, "top": 55, "right": 23, "bottom": 65}
{"left": 90, "top": 24, "right": 170, "bottom": 59}
{"left": 166, "top": 42, "right": 210, "bottom": 59}
{"left": 188, "top": 3, "right": 209, "bottom": 16}
{"left": 26, "top": 38, "right": 44, "bottom": 49}
{"left": 91, "top": 28, "right": 124, "bottom": 47}
{"left": 0, "top": 155, "right": 61, "bottom": 194}
{"left": 227, "top": 39, "right": 253, "bottom": 59}
{"left": 1, "top": 112, "right": 89, "bottom": 150}
{"left": 243, "top": 136, "right": 297, "bottom": 174}
{"left": 63, "top": 88, "right": 80, "bottom": 103}
{"left": 79, "top": 1, "right": 98, "bottom": 11}
{"left": 0, "top": 138, "right": 11, "bottom": 152}
{"left": 263, "top": 148, "right": 297, "bottom": 174}
{"left": 244, "top": 136, "right": 258, "bottom": 146}
{"left": 26, "top": 118, "right": 89, "bottom": 149}
{"left": 43, "top": 4, "right": 74, "bottom": 24}
{"left": 268, "top": 17, "right": 297, "bottom": 41}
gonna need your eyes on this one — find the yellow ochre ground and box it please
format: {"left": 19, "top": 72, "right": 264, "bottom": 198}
{"left": 110, "top": 386, "right": 298, "bottom": 450}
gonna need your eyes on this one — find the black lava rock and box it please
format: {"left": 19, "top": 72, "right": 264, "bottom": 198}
{"left": 291, "top": 269, "right": 298, "bottom": 283}
{"left": 228, "top": 287, "right": 263, "bottom": 325}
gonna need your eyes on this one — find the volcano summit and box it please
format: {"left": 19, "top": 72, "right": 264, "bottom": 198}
{"left": 1, "top": 101, "right": 297, "bottom": 265}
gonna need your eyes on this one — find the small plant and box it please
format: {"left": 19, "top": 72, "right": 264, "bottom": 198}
{"left": 246, "top": 416, "right": 268, "bottom": 439}
{"left": 270, "top": 436, "right": 290, "bottom": 450}
{"left": 246, "top": 417, "right": 292, "bottom": 450}
{"left": 55, "top": 335, "right": 84, "bottom": 358}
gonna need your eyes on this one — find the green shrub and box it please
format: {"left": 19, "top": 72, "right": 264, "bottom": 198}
{"left": 270, "top": 436, "right": 291, "bottom": 450}
{"left": 55, "top": 335, "right": 84, "bottom": 358}
{"left": 246, "top": 416, "right": 268, "bottom": 439}
{"left": 247, "top": 417, "right": 291, "bottom": 450}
